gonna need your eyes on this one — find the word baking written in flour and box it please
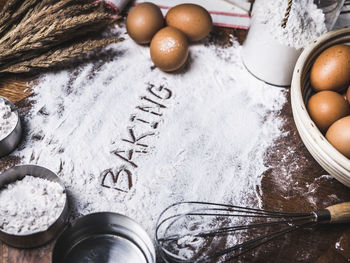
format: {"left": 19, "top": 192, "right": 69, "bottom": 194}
{"left": 101, "top": 83, "right": 172, "bottom": 193}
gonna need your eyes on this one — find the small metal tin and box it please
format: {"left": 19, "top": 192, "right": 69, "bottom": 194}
{"left": 0, "top": 96, "right": 22, "bottom": 157}
{"left": 0, "top": 165, "right": 69, "bottom": 248}
{"left": 52, "top": 212, "right": 156, "bottom": 263}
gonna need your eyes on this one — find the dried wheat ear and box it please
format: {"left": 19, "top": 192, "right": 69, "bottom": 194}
{"left": 0, "top": 0, "right": 123, "bottom": 74}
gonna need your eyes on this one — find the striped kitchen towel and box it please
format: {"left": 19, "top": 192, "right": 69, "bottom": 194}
{"left": 106, "top": 0, "right": 251, "bottom": 29}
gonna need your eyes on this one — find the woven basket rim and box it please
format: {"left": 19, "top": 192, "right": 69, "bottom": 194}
{"left": 291, "top": 26, "right": 350, "bottom": 186}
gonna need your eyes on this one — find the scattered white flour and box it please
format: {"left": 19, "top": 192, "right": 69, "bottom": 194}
{"left": 255, "top": 0, "right": 327, "bottom": 48}
{"left": 13, "top": 25, "right": 286, "bottom": 253}
{"left": 0, "top": 98, "right": 18, "bottom": 141}
{"left": 0, "top": 176, "right": 66, "bottom": 235}
{"left": 335, "top": 241, "right": 342, "bottom": 250}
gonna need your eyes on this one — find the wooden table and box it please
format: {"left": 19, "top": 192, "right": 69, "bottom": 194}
{"left": 0, "top": 3, "right": 350, "bottom": 263}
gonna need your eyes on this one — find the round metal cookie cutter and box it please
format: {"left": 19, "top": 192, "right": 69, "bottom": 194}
{"left": 0, "top": 96, "right": 22, "bottom": 157}
{"left": 52, "top": 212, "right": 156, "bottom": 263}
{"left": 0, "top": 165, "right": 69, "bottom": 248}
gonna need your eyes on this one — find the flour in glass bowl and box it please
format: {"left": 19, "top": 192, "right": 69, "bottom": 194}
{"left": 12, "top": 25, "right": 286, "bottom": 258}
{"left": 0, "top": 98, "right": 18, "bottom": 141}
{"left": 255, "top": 0, "right": 327, "bottom": 49}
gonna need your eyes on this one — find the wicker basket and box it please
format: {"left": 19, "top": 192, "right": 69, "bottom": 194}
{"left": 291, "top": 27, "right": 350, "bottom": 187}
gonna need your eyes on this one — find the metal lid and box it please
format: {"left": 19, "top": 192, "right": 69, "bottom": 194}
{"left": 52, "top": 212, "right": 156, "bottom": 263}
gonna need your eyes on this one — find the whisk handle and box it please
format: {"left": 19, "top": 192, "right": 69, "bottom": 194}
{"left": 318, "top": 202, "right": 350, "bottom": 223}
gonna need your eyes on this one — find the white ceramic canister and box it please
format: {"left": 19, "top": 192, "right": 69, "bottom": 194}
{"left": 241, "top": 0, "right": 345, "bottom": 87}
{"left": 241, "top": 13, "right": 302, "bottom": 87}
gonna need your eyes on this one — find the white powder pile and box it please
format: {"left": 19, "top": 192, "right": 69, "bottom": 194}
{"left": 14, "top": 25, "right": 286, "bottom": 243}
{"left": 0, "top": 98, "right": 18, "bottom": 141}
{"left": 255, "top": 0, "right": 327, "bottom": 48}
{"left": 0, "top": 176, "right": 66, "bottom": 235}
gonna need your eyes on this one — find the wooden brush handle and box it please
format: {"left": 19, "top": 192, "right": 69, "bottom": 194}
{"left": 326, "top": 202, "right": 350, "bottom": 223}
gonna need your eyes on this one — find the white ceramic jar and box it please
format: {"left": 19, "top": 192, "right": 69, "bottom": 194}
{"left": 241, "top": 0, "right": 345, "bottom": 87}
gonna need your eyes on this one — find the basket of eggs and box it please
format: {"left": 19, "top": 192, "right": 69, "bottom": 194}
{"left": 291, "top": 27, "right": 350, "bottom": 187}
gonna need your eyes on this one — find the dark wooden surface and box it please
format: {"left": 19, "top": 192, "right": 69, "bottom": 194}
{"left": 0, "top": 2, "right": 350, "bottom": 263}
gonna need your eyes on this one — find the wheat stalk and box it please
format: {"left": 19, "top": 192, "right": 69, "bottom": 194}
{"left": 0, "top": 0, "right": 28, "bottom": 35}
{"left": 0, "top": 17, "right": 115, "bottom": 66}
{"left": 1, "top": 0, "right": 73, "bottom": 44}
{"left": 0, "top": 0, "right": 22, "bottom": 20}
{"left": 0, "top": 0, "right": 122, "bottom": 75}
{"left": 20, "top": 0, "right": 57, "bottom": 23}
{"left": 4, "top": 12, "right": 113, "bottom": 52}
{"left": 0, "top": 38, "right": 124, "bottom": 73}
{"left": 1, "top": 1, "right": 111, "bottom": 47}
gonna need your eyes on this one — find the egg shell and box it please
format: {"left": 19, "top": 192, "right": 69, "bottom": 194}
{"left": 165, "top": 4, "right": 213, "bottom": 42}
{"left": 150, "top": 26, "right": 189, "bottom": 72}
{"left": 343, "top": 91, "right": 348, "bottom": 101}
{"left": 326, "top": 116, "right": 350, "bottom": 159}
{"left": 307, "top": 90, "right": 350, "bottom": 133}
{"left": 310, "top": 44, "right": 350, "bottom": 92}
{"left": 126, "top": 2, "right": 164, "bottom": 44}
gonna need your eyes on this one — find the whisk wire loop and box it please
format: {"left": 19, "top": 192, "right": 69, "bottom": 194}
{"left": 155, "top": 201, "right": 317, "bottom": 262}
{"left": 220, "top": 221, "right": 316, "bottom": 263}
{"left": 159, "top": 215, "right": 316, "bottom": 242}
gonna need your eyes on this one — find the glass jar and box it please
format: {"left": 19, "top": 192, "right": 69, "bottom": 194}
{"left": 315, "top": 0, "right": 346, "bottom": 29}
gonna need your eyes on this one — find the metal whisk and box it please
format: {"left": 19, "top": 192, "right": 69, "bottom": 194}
{"left": 155, "top": 201, "right": 350, "bottom": 262}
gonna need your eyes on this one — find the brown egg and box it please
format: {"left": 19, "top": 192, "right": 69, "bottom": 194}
{"left": 307, "top": 90, "right": 350, "bottom": 133}
{"left": 165, "top": 4, "right": 213, "bottom": 42}
{"left": 347, "top": 86, "right": 350, "bottom": 101}
{"left": 310, "top": 44, "right": 350, "bottom": 92}
{"left": 326, "top": 116, "right": 350, "bottom": 158}
{"left": 150, "top": 26, "right": 188, "bottom": 72}
{"left": 126, "top": 2, "right": 164, "bottom": 44}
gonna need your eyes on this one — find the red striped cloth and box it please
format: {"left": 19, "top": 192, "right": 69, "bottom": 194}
{"left": 106, "top": 0, "right": 251, "bottom": 29}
